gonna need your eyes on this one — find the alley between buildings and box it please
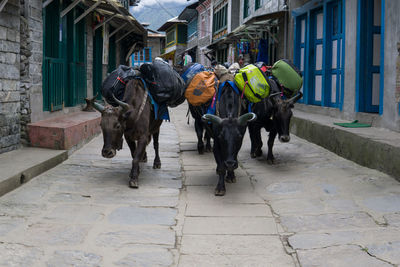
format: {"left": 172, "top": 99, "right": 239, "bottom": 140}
{"left": 0, "top": 103, "right": 399, "bottom": 266}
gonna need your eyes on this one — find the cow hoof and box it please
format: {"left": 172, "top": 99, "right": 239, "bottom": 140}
{"left": 205, "top": 146, "right": 212, "bottom": 152}
{"left": 129, "top": 179, "right": 139, "bottom": 188}
{"left": 267, "top": 159, "right": 274, "bottom": 165}
{"left": 250, "top": 153, "right": 257, "bottom": 158}
{"left": 140, "top": 156, "right": 147, "bottom": 163}
{"left": 214, "top": 188, "right": 226, "bottom": 196}
{"left": 153, "top": 162, "right": 161, "bottom": 169}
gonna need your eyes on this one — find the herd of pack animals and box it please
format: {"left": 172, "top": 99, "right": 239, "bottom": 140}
{"left": 86, "top": 59, "right": 303, "bottom": 196}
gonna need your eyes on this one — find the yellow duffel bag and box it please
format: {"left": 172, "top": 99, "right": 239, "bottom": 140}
{"left": 234, "top": 64, "right": 270, "bottom": 103}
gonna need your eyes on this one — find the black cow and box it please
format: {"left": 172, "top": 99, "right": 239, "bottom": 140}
{"left": 87, "top": 78, "right": 163, "bottom": 188}
{"left": 202, "top": 81, "right": 256, "bottom": 196}
{"left": 248, "top": 85, "right": 303, "bottom": 164}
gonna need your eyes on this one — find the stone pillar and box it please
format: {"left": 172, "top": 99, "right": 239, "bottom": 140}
{"left": 19, "top": 0, "right": 31, "bottom": 145}
{"left": 0, "top": 0, "right": 21, "bottom": 153}
{"left": 26, "top": 0, "right": 43, "bottom": 125}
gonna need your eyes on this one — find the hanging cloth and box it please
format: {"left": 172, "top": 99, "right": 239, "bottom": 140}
{"left": 257, "top": 39, "right": 269, "bottom": 63}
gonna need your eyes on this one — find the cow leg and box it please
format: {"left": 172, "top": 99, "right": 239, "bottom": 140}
{"left": 152, "top": 130, "right": 161, "bottom": 169}
{"left": 126, "top": 138, "right": 136, "bottom": 158}
{"left": 215, "top": 170, "right": 226, "bottom": 196}
{"left": 226, "top": 170, "right": 236, "bottom": 183}
{"left": 213, "top": 144, "right": 226, "bottom": 196}
{"left": 141, "top": 151, "right": 147, "bottom": 163}
{"left": 129, "top": 136, "right": 147, "bottom": 188}
{"left": 194, "top": 119, "right": 205, "bottom": 154}
{"left": 267, "top": 130, "right": 277, "bottom": 164}
{"left": 204, "top": 131, "right": 212, "bottom": 152}
{"left": 248, "top": 123, "right": 263, "bottom": 158}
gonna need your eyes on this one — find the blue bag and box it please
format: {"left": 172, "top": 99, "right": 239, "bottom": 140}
{"left": 181, "top": 63, "right": 205, "bottom": 83}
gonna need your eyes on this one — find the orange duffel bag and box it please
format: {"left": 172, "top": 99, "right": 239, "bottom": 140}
{"left": 185, "top": 71, "right": 218, "bottom": 106}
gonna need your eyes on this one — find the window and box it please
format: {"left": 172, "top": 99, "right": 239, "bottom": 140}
{"left": 166, "top": 28, "right": 176, "bottom": 46}
{"left": 144, "top": 47, "right": 151, "bottom": 62}
{"left": 188, "top": 18, "right": 198, "bottom": 39}
{"left": 213, "top": 4, "right": 227, "bottom": 34}
{"left": 244, "top": 0, "right": 250, "bottom": 18}
{"left": 139, "top": 50, "right": 144, "bottom": 61}
{"left": 255, "top": 0, "right": 266, "bottom": 10}
{"left": 217, "top": 47, "right": 228, "bottom": 63}
{"left": 293, "top": 0, "right": 344, "bottom": 108}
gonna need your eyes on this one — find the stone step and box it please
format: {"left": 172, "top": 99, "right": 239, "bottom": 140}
{"left": 27, "top": 111, "right": 101, "bottom": 150}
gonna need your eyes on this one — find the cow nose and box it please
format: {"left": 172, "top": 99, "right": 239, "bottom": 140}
{"left": 279, "top": 135, "right": 290, "bottom": 143}
{"left": 224, "top": 160, "right": 238, "bottom": 170}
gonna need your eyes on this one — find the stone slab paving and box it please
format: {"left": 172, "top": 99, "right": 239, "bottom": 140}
{"left": 172, "top": 102, "right": 400, "bottom": 267}
{"left": 1, "top": 102, "right": 400, "bottom": 266}
{"left": 0, "top": 122, "right": 181, "bottom": 267}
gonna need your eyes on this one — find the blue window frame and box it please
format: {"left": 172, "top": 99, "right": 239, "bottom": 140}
{"left": 131, "top": 47, "right": 152, "bottom": 66}
{"left": 293, "top": 0, "right": 345, "bottom": 109}
{"left": 356, "top": 0, "right": 384, "bottom": 114}
{"left": 294, "top": 15, "right": 308, "bottom": 103}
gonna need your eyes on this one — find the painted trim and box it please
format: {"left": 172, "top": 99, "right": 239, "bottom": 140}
{"left": 356, "top": 0, "right": 382, "bottom": 113}
{"left": 340, "top": 0, "right": 345, "bottom": 111}
{"left": 304, "top": 11, "right": 311, "bottom": 104}
{"left": 321, "top": 2, "right": 327, "bottom": 106}
{"left": 379, "top": 0, "right": 385, "bottom": 115}
{"left": 355, "top": 0, "right": 362, "bottom": 112}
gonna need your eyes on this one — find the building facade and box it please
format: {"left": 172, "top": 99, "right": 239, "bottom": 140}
{"left": 131, "top": 32, "right": 165, "bottom": 66}
{"left": 0, "top": 0, "right": 146, "bottom": 154}
{"left": 196, "top": 0, "right": 212, "bottom": 66}
{"left": 290, "top": 0, "right": 400, "bottom": 132}
{"left": 158, "top": 17, "right": 187, "bottom": 66}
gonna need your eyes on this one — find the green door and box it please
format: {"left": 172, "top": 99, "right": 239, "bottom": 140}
{"left": 43, "top": 0, "right": 66, "bottom": 111}
{"left": 93, "top": 27, "right": 103, "bottom": 99}
{"left": 70, "top": 6, "right": 87, "bottom": 105}
{"left": 108, "top": 32, "right": 116, "bottom": 73}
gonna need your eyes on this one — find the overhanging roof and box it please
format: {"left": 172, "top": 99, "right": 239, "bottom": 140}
{"left": 54, "top": 0, "right": 146, "bottom": 46}
{"left": 157, "top": 17, "right": 187, "bottom": 32}
{"left": 178, "top": 1, "right": 199, "bottom": 21}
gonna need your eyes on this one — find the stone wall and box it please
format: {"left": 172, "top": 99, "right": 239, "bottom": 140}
{"left": 0, "top": 0, "right": 21, "bottom": 153}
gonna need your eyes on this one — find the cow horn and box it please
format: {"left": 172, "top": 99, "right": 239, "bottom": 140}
{"left": 93, "top": 101, "right": 105, "bottom": 113}
{"left": 202, "top": 114, "right": 222, "bottom": 125}
{"left": 112, "top": 94, "right": 130, "bottom": 111}
{"left": 287, "top": 91, "right": 303, "bottom": 104}
{"left": 238, "top": 112, "right": 257, "bottom": 126}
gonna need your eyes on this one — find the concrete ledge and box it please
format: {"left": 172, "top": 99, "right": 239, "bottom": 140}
{"left": 0, "top": 147, "right": 68, "bottom": 197}
{"left": 27, "top": 111, "right": 101, "bottom": 150}
{"left": 291, "top": 110, "right": 400, "bottom": 181}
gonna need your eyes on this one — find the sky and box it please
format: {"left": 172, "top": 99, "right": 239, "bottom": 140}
{"left": 130, "top": 0, "right": 197, "bottom": 31}
{"left": 132, "top": 0, "right": 197, "bottom": 12}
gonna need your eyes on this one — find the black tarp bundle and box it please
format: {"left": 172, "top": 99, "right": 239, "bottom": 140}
{"left": 101, "top": 65, "right": 139, "bottom": 107}
{"left": 140, "top": 59, "right": 186, "bottom": 108}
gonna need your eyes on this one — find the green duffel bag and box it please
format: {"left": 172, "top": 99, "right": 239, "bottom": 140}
{"left": 234, "top": 64, "right": 270, "bottom": 103}
{"left": 271, "top": 59, "right": 303, "bottom": 95}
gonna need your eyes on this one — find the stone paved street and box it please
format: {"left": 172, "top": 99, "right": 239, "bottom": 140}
{"left": 0, "top": 102, "right": 400, "bottom": 266}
